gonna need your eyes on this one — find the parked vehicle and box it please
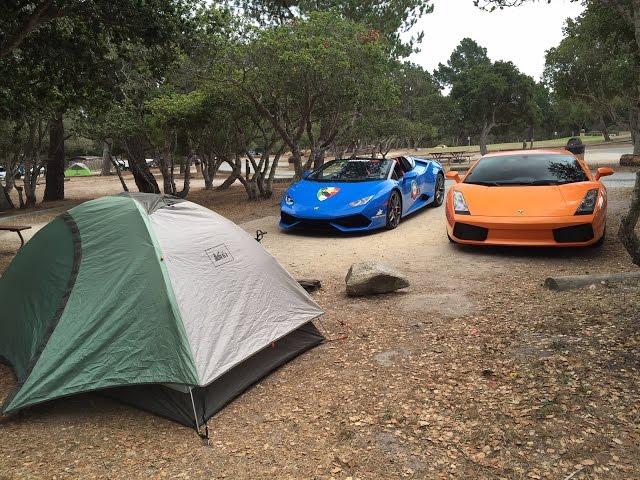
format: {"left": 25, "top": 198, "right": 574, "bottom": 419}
{"left": 280, "top": 156, "right": 445, "bottom": 232}
{"left": 445, "top": 149, "right": 613, "bottom": 247}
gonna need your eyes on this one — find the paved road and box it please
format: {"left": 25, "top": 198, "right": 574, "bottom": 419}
{"left": 585, "top": 143, "right": 634, "bottom": 165}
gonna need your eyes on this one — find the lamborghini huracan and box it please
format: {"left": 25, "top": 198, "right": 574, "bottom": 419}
{"left": 445, "top": 150, "right": 613, "bottom": 247}
{"left": 280, "top": 156, "right": 445, "bottom": 232}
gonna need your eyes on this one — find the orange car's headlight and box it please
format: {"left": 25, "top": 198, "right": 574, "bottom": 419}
{"left": 575, "top": 189, "right": 599, "bottom": 215}
{"left": 453, "top": 190, "right": 470, "bottom": 215}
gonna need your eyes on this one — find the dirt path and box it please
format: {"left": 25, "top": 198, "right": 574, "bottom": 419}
{"left": 1, "top": 183, "right": 639, "bottom": 479}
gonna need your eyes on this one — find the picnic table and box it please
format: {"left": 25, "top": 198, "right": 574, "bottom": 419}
{"left": 0, "top": 225, "right": 32, "bottom": 248}
{"left": 430, "top": 151, "right": 474, "bottom": 166}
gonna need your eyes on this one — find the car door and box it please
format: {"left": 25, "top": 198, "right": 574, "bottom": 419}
{"left": 398, "top": 158, "right": 420, "bottom": 213}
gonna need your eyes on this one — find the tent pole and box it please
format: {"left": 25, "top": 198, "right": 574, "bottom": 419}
{"left": 189, "top": 387, "right": 209, "bottom": 443}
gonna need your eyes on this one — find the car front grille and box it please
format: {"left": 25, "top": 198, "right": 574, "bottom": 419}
{"left": 281, "top": 212, "right": 371, "bottom": 230}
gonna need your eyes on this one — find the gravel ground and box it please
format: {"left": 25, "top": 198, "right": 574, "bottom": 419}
{"left": 0, "top": 178, "right": 639, "bottom": 479}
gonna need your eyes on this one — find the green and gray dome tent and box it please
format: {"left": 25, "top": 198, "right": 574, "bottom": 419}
{"left": 64, "top": 162, "right": 91, "bottom": 176}
{"left": 0, "top": 193, "right": 324, "bottom": 432}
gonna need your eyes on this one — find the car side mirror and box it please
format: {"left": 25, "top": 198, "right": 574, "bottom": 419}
{"left": 446, "top": 171, "right": 461, "bottom": 183}
{"left": 302, "top": 170, "right": 312, "bottom": 179}
{"left": 595, "top": 167, "right": 613, "bottom": 181}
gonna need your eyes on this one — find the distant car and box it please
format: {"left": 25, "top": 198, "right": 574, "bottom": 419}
{"left": 0, "top": 167, "right": 6, "bottom": 181}
{"left": 115, "top": 159, "right": 129, "bottom": 170}
{"left": 280, "top": 156, "right": 445, "bottom": 232}
{"left": 145, "top": 158, "right": 157, "bottom": 168}
{"left": 435, "top": 144, "right": 448, "bottom": 149}
{"left": 15, "top": 165, "right": 45, "bottom": 179}
{"left": 445, "top": 149, "right": 613, "bottom": 247}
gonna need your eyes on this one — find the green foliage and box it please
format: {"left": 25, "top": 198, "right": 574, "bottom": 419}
{"left": 228, "top": 0, "right": 434, "bottom": 56}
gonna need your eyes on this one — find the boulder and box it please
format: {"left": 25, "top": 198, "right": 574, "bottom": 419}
{"left": 620, "top": 154, "right": 640, "bottom": 166}
{"left": 345, "top": 261, "right": 410, "bottom": 297}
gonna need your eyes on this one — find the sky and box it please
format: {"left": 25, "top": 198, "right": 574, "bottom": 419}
{"left": 405, "top": 0, "right": 585, "bottom": 81}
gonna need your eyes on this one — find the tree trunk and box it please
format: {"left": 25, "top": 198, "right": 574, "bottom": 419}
{"left": 158, "top": 149, "right": 175, "bottom": 195}
{"left": 124, "top": 135, "right": 160, "bottom": 194}
{"left": 0, "top": 184, "right": 14, "bottom": 211}
{"left": 43, "top": 111, "right": 65, "bottom": 202}
{"left": 600, "top": 116, "right": 611, "bottom": 142}
{"left": 617, "top": 1, "right": 640, "bottom": 266}
{"left": 101, "top": 139, "right": 113, "bottom": 176}
{"left": 175, "top": 154, "right": 193, "bottom": 198}
{"left": 479, "top": 122, "right": 494, "bottom": 156}
{"left": 309, "top": 147, "right": 327, "bottom": 170}
{"left": 289, "top": 146, "right": 304, "bottom": 180}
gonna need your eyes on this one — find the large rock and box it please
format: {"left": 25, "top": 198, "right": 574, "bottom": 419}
{"left": 620, "top": 154, "right": 640, "bottom": 166}
{"left": 345, "top": 261, "right": 410, "bottom": 297}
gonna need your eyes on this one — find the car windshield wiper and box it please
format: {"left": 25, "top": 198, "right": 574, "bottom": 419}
{"left": 488, "top": 180, "right": 561, "bottom": 186}
{"left": 464, "top": 181, "right": 501, "bottom": 186}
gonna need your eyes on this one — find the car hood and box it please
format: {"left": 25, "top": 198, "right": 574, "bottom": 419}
{"left": 288, "top": 180, "right": 385, "bottom": 205}
{"left": 455, "top": 182, "right": 600, "bottom": 217}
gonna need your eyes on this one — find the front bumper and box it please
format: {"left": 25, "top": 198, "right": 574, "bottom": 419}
{"left": 446, "top": 212, "right": 606, "bottom": 247}
{"left": 279, "top": 208, "right": 387, "bottom": 232}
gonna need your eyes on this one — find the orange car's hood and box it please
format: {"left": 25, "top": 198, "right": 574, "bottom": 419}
{"left": 456, "top": 182, "right": 598, "bottom": 217}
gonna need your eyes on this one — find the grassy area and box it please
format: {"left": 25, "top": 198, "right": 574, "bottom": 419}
{"left": 418, "top": 133, "right": 632, "bottom": 154}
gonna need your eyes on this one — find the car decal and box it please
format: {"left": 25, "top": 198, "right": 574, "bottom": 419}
{"left": 317, "top": 187, "right": 340, "bottom": 201}
{"left": 410, "top": 180, "right": 420, "bottom": 200}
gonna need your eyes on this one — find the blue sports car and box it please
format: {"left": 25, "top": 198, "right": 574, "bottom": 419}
{"left": 280, "top": 156, "right": 445, "bottom": 232}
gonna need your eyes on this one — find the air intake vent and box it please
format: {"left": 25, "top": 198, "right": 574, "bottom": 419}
{"left": 553, "top": 224, "right": 594, "bottom": 243}
{"left": 453, "top": 223, "right": 488, "bottom": 241}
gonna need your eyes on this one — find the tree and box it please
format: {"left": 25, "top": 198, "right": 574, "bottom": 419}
{"left": 544, "top": 5, "right": 635, "bottom": 141}
{"left": 231, "top": 0, "right": 434, "bottom": 56}
{"left": 214, "top": 12, "right": 395, "bottom": 178}
{"left": 437, "top": 39, "right": 537, "bottom": 154}
{"left": 0, "top": 0, "right": 197, "bottom": 202}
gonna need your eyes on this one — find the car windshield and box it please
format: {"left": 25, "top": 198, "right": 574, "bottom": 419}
{"left": 307, "top": 159, "right": 392, "bottom": 182}
{"left": 464, "top": 154, "right": 589, "bottom": 186}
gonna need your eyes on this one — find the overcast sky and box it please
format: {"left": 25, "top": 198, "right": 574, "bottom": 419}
{"left": 405, "top": 0, "right": 585, "bottom": 81}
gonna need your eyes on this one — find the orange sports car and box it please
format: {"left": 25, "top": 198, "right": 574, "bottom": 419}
{"left": 445, "top": 149, "right": 614, "bottom": 247}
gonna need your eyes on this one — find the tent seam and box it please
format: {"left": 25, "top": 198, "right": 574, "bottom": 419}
{"left": 129, "top": 198, "right": 201, "bottom": 386}
{"left": 2, "top": 213, "right": 82, "bottom": 413}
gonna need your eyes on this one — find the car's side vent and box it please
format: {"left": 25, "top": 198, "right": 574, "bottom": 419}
{"left": 453, "top": 222, "right": 488, "bottom": 241}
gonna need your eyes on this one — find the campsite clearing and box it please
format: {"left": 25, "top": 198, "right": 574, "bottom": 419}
{"left": 0, "top": 176, "right": 639, "bottom": 479}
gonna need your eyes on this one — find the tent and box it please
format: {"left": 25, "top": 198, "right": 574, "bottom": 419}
{"left": 0, "top": 193, "right": 324, "bottom": 433}
{"left": 64, "top": 162, "right": 91, "bottom": 177}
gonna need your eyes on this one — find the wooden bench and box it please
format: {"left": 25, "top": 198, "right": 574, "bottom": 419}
{"left": 0, "top": 225, "right": 32, "bottom": 248}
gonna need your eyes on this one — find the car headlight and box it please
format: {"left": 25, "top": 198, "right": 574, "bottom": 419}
{"left": 349, "top": 195, "right": 374, "bottom": 207}
{"left": 575, "top": 189, "right": 599, "bottom": 215}
{"left": 284, "top": 194, "right": 294, "bottom": 206}
{"left": 453, "top": 190, "right": 470, "bottom": 215}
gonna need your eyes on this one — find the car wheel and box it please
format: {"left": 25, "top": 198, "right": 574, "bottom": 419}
{"left": 386, "top": 191, "right": 402, "bottom": 229}
{"left": 430, "top": 173, "right": 445, "bottom": 207}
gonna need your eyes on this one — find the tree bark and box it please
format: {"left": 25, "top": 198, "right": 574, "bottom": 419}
{"left": 100, "top": 139, "right": 113, "bottom": 176}
{"left": 124, "top": 134, "right": 160, "bottom": 194}
{"left": 617, "top": 0, "right": 640, "bottom": 266}
{"left": 0, "top": 184, "right": 14, "bottom": 211}
{"left": 479, "top": 122, "right": 494, "bottom": 156}
{"left": 175, "top": 154, "right": 193, "bottom": 198}
{"left": 43, "top": 111, "right": 65, "bottom": 202}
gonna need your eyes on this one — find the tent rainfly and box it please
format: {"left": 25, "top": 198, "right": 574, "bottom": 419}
{"left": 0, "top": 193, "right": 324, "bottom": 435}
{"left": 64, "top": 162, "right": 91, "bottom": 177}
